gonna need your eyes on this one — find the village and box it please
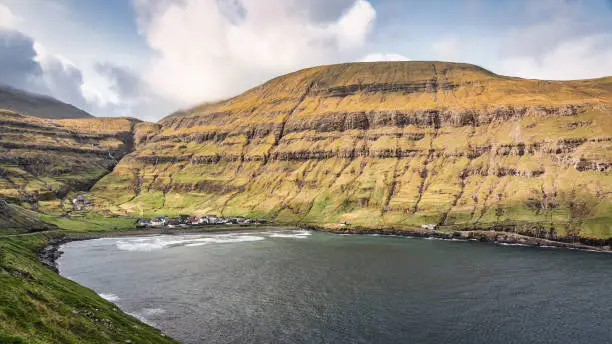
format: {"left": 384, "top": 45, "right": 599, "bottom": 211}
{"left": 135, "top": 214, "right": 268, "bottom": 228}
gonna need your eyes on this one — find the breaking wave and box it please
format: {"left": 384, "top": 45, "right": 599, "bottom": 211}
{"left": 127, "top": 312, "right": 154, "bottom": 326}
{"left": 182, "top": 235, "right": 265, "bottom": 247}
{"left": 127, "top": 308, "right": 166, "bottom": 326}
{"left": 268, "top": 230, "right": 312, "bottom": 239}
{"left": 99, "top": 293, "right": 120, "bottom": 302}
{"left": 142, "top": 308, "right": 166, "bottom": 316}
{"left": 116, "top": 237, "right": 187, "bottom": 251}
{"left": 116, "top": 234, "right": 265, "bottom": 251}
{"left": 114, "top": 230, "right": 312, "bottom": 251}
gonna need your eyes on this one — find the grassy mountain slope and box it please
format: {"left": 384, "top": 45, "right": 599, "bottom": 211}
{"left": 0, "top": 232, "right": 177, "bottom": 343}
{"left": 0, "top": 110, "right": 143, "bottom": 217}
{"left": 92, "top": 61, "right": 612, "bottom": 239}
{"left": 0, "top": 86, "right": 92, "bottom": 119}
{"left": 0, "top": 200, "right": 58, "bottom": 235}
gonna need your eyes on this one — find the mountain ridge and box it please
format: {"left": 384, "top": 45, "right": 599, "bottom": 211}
{"left": 0, "top": 85, "right": 93, "bottom": 119}
{"left": 159, "top": 61, "right": 611, "bottom": 125}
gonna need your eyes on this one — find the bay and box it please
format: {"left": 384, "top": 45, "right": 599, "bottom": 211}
{"left": 58, "top": 229, "right": 612, "bottom": 344}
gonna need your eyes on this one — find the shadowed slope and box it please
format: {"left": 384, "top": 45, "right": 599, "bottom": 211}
{"left": 0, "top": 86, "right": 92, "bottom": 119}
{"left": 0, "top": 199, "right": 57, "bottom": 235}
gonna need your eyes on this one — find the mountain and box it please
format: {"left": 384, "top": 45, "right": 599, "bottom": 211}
{"left": 0, "top": 86, "right": 93, "bottom": 119}
{"left": 88, "top": 61, "right": 610, "bottom": 240}
{"left": 0, "top": 110, "right": 142, "bottom": 215}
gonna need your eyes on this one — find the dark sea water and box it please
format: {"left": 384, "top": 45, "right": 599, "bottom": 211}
{"left": 58, "top": 229, "right": 612, "bottom": 344}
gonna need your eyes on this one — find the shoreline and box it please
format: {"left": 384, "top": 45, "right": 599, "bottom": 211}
{"left": 299, "top": 225, "right": 612, "bottom": 253}
{"left": 38, "top": 224, "right": 611, "bottom": 273}
{"left": 37, "top": 225, "right": 288, "bottom": 272}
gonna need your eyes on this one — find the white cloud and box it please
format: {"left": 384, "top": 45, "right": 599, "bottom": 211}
{"left": 81, "top": 80, "right": 116, "bottom": 108}
{"left": 360, "top": 52, "right": 409, "bottom": 62}
{"left": 333, "top": 0, "right": 376, "bottom": 49}
{"left": 92, "top": 62, "right": 180, "bottom": 121}
{"left": 432, "top": 37, "right": 461, "bottom": 62}
{"left": 134, "top": 0, "right": 377, "bottom": 105}
{"left": 499, "top": 34, "right": 612, "bottom": 80}
{"left": 421, "top": 1, "right": 612, "bottom": 80}
{"left": 494, "top": 1, "right": 612, "bottom": 80}
{"left": 36, "top": 51, "right": 90, "bottom": 110}
{"left": 0, "top": 3, "right": 20, "bottom": 28}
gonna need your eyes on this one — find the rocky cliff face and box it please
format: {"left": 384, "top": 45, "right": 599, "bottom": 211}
{"left": 0, "top": 110, "right": 141, "bottom": 213}
{"left": 92, "top": 62, "right": 612, "bottom": 239}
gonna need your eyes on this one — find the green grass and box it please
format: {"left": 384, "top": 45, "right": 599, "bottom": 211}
{"left": 38, "top": 214, "right": 136, "bottom": 232}
{"left": 94, "top": 150, "right": 612, "bottom": 239}
{"left": 0, "top": 233, "right": 177, "bottom": 343}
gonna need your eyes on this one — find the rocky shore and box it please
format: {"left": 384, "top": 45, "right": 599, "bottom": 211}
{"left": 37, "top": 236, "right": 80, "bottom": 273}
{"left": 299, "top": 225, "right": 612, "bottom": 252}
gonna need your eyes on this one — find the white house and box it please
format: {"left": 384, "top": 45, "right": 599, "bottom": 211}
{"left": 204, "top": 215, "right": 220, "bottom": 224}
{"left": 151, "top": 217, "right": 166, "bottom": 227}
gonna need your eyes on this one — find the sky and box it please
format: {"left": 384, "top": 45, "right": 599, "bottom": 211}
{"left": 1, "top": 0, "right": 612, "bottom": 121}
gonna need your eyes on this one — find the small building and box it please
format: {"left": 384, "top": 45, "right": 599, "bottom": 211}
{"left": 150, "top": 218, "right": 165, "bottom": 227}
{"left": 71, "top": 194, "right": 91, "bottom": 211}
{"left": 205, "top": 215, "right": 220, "bottom": 224}
{"left": 421, "top": 224, "right": 437, "bottom": 230}
{"left": 149, "top": 216, "right": 168, "bottom": 226}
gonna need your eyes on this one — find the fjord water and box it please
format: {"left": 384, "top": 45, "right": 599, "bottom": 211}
{"left": 58, "top": 230, "right": 611, "bottom": 344}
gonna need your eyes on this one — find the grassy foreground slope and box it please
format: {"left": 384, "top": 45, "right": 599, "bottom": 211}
{"left": 93, "top": 61, "right": 612, "bottom": 240}
{"left": 0, "top": 202, "right": 176, "bottom": 342}
{"left": 0, "top": 231, "right": 177, "bottom": 344}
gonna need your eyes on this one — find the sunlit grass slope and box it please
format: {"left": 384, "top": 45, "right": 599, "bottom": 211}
{"left": 93, "top": 61, "right": 612, "bottom": 239}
